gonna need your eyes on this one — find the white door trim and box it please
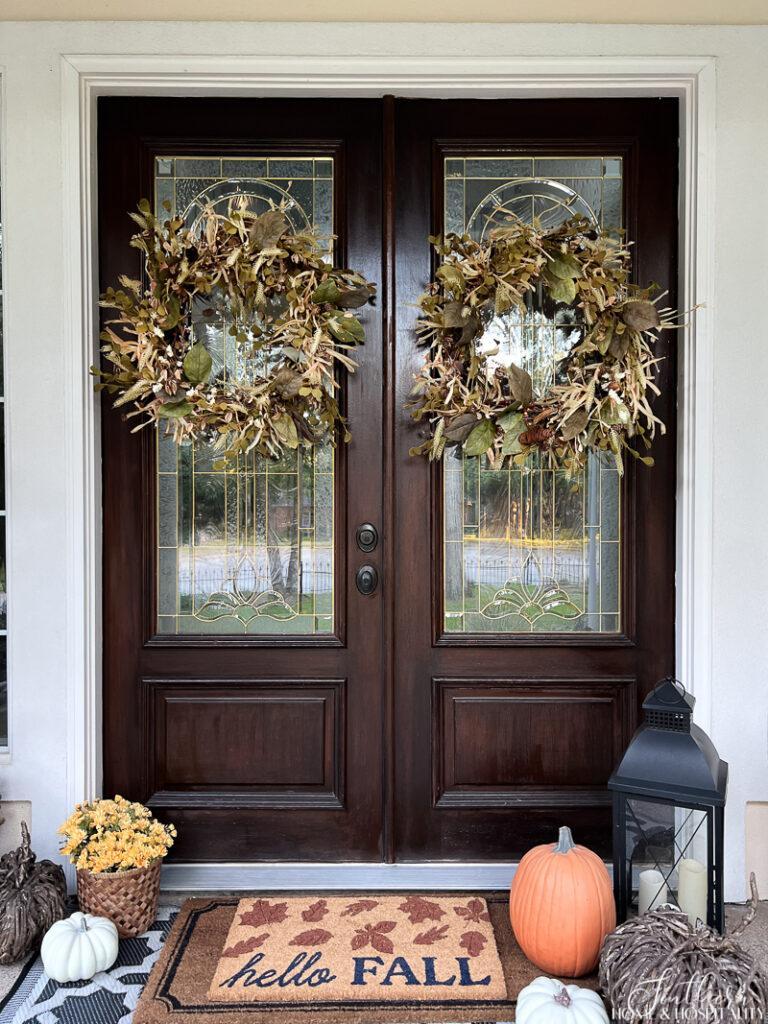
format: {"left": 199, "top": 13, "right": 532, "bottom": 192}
{"left": 60, "top": 51, "right": 715, "bottom": 891}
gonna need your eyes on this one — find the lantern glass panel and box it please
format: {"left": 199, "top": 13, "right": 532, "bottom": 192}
{"left": 625, "top": 797, "right": 710, "bottom": 917}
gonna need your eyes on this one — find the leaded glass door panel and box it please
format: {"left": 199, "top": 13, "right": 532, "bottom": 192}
{"left": 154, "top": 155, "right": 337, "bottom": 637}
{"left": 442, "top": 155, "right": 622, "bottom": 636}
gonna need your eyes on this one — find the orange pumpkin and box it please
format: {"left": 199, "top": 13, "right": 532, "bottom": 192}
{"left": 509, "top": 825, "right": 615, "bottom": 977}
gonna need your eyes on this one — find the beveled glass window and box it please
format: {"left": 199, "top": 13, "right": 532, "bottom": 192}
{"left": 442, "top": 156, "right": 622, "bottom": 634}
{"left": 155, "top": 156, "right": 335, "bottom": 635}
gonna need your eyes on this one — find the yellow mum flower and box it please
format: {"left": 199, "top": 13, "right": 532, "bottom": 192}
{"left": 58, "top": 796, "right": 176, "bottom": 873}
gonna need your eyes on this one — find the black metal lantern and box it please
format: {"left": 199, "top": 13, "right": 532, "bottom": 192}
{"left": 608, "top": 678, "right": 728, "bottom": 932}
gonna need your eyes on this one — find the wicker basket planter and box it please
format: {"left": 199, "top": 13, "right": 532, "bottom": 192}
{"left": 77, "top": 860, "right": 161, "bottom": 938}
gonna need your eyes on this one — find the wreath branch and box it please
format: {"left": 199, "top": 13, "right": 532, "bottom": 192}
{"left": 94, "top": 197, "right": 376, "bottom": 462}
{"left": 409, "top": 212, "right": 686, "bottom": 475}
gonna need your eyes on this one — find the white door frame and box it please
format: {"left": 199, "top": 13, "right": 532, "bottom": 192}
{"left": 61, "top": 52, "right": 715, "bottom": 891}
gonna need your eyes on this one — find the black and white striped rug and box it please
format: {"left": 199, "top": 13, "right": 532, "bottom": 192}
{"left": 0, "top": 908, "right": 177, "bottom": 1024}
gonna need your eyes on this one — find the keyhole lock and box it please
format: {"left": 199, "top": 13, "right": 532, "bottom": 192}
{"left": 356, "top": 564, "right": 379, "bottom": 596}
{"left": 356, "top": 522, "right": 378, "bottom": 552}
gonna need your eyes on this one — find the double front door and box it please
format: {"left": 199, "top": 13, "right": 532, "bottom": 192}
{"left": 100, "top": 96, "right": 677, "bottom": 863}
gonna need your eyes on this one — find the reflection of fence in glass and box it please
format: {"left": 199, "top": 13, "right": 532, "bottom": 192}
{"left": 463, "top": 553, "right": 586, "bottom": 589}
{"left": 157, "top": 432, "right": 335, "bottom": 635}
{"left": 444, "top": 451, "right": 620, "bottom": 633}
{"left": 178, "top": 554, "right": 334, "bottom": 605}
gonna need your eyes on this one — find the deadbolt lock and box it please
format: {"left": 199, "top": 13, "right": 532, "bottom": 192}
{"left": 356, "top": 564, "right": 379, "bottom": 596}
{"left": 356, "top": 522, "right": 379, "bottom": 552}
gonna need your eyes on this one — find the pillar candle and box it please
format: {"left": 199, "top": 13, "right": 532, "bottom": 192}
{"left": 677, "top": 858, "right": 708, "bottom": 925}
{"left": 637, "top": 868, "right": 669, "bottom": 914}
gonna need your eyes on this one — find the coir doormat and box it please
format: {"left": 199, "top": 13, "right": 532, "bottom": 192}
{"left": 135, "top": 893, "right": 597, "bottom": 1023}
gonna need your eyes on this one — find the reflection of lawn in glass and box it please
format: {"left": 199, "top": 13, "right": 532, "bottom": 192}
{"left": 179, "top": 614, "right": 332, "bottom": 635}
{"left": 445, "top": 580, "right": 587, "bottom": 633}
{"left": 172, "top": 541, "right": 333, "bottom": 635}
{"left": 444, "top": 539, "right": 601, "bottom": 633}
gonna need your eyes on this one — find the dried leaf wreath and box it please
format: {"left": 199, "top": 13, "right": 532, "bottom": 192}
{"left": 94, "top": 198, "right": 376, "bottom": 461}
{"left": 409, "top": 213, "right": 681, "bottom": 475}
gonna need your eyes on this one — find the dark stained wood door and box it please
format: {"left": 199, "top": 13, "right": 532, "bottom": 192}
{"left": 391, "top": 97, "right": 678, "bottom": 861}
{"left": 100, "top": 96, "right": 677, "bottom": 864}
{"left": 99, "top": 98, "right": 385, "bottom": 861}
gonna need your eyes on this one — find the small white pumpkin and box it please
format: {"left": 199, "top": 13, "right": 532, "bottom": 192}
{"left": 41, "top": 912, "right": 119, "bottom": 983}
{"left": 516, "top": 976, "right": 610, "bottom": 1024}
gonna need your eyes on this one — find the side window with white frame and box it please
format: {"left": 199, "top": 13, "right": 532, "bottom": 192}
{"left": 0, "top": 152, "right": 6, "bottom": 750}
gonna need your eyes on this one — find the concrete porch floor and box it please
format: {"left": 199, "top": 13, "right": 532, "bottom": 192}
{"left": 1, "top": 897, "right": 766, "bottom": 1007}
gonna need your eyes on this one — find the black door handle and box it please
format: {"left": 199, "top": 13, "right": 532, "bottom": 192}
{"left": 356, "top": 564, "right": 378, "bottom": 596}
{"left": 356, "top": 522, "right": 379, "bottom": 552}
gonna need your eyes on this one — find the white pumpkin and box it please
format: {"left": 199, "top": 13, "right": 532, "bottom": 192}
{"left": 41, "top": 912, "right": 119, "bottom": 983}
{"left": 516, "top": 976, "right": 610, "bottom": 1024}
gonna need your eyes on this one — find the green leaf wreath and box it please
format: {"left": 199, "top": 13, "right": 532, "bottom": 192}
{"left": 409, "top": 213, "right": 682, "bottom": 475}
{"left": 94, "top": 197, "right": 376, "bottom": 461}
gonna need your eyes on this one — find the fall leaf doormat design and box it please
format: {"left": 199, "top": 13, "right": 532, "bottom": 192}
{"left": 210, "top": 895, "right": 507, "bottom": 1004}
{"left": 134, "top": 893, "right": 577, "bottom": 1023}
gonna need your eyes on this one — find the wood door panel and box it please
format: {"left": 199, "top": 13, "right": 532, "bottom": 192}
{"left": 433, "top": 677, "right": 636, "bottom": 807}
{"left": 393, "top": 97, "right": 677, "bottom": 861}
{"left": 163, "top": 803, "right": 382, "bottom": 863}
{"left": 415, "top": 807, "right": 614, "bottom": 861}
{"left": 100, "top": 97, "right": 384, "bottom": 862}
{"left": 144, "top": 679, "right": 345, "bottom": 808}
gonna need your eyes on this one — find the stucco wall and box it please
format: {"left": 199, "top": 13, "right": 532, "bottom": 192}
{"left": 0, "top": 21, "right": 766, "bottom": 901}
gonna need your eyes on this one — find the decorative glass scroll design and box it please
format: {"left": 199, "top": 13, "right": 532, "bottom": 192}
{"left": 442, "top": 156, "right": 622, "bottom": 634}
{"left": 155, "top": 156, "right": 335, "bottom": 635}
{"left": 154, "top": 156, "right": 333, "bottom": 245}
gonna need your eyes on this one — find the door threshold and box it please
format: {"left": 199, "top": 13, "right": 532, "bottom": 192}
{"left": 160, "top": 861, "right": 522, "bottom": 891}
